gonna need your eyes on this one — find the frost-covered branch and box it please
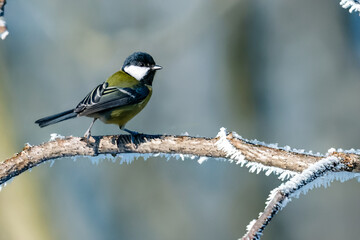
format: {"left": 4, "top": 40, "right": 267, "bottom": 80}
{"left": 340, "top": 0, "right": 360, "bottom": 15}
{"left": 242, "top": 153, "right": 360, "bottom": 240}
{"left": 1, "top": 129, "right": 360, "bottom": 239}
{"left": 1, "top": 129, "right": 360, "bottom": 187}
{"left": 0, "top": 0, "right": 8, "bottom": 40}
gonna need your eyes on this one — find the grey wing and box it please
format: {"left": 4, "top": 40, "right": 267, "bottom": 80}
{"left": 75, "top": 82, "right": 150, "bottom": 116}
{"left": 75, "top": 82, "right": 108, "bottom": 113}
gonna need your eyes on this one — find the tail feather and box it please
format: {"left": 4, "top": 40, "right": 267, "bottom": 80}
{"left": 35, "top": 109, "right": 77, "bottom": 128}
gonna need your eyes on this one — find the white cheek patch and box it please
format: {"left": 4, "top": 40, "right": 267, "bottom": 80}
{"left": 124, "top": 65, "right": 150, "bottom": 80}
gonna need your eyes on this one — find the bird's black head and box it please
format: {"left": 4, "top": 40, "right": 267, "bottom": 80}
{"left": 122, "top": 52, "right": 162, "bottom": 85}
{"left": 123, "top": 52, "right": 156, "bottom": 67}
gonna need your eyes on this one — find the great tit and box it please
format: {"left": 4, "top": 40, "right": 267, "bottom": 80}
{"left": 35, "top": 52, "right": 162, "bottom": 138}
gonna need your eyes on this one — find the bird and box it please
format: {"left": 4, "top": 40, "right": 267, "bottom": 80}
{"left": 35, "top": 52, "right": 162, "bottom": 138}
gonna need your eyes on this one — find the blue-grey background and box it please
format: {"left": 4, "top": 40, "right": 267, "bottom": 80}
{"left": 0, "top": 0, "right": 359, "bottom": 239}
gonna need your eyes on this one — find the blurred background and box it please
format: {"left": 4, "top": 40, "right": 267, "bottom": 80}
{"left": 0, "top": 0, "right": 359, "bottom": 239}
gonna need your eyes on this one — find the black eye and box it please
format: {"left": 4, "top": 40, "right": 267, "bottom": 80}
{"left": 139, "top": 63, "right": 144, "bottom": 67}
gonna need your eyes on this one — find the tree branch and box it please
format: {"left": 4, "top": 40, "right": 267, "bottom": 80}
{"left": 1, "top": 130, "right": 360, "bottom": 239}
{"left": 242, "top": 156, "right": 353, "bottom": 240}
{"left": 1, "top": 130, "right": 360, "bottom": 186}
{"left": 2, "top": 133, "right": 231, "bottom": 185}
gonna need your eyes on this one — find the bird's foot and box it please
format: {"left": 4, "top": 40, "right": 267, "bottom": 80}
{"left": 122, "top": 128, "right": 143, "bottom": 147}
{"left": 123, "top": 128, "right": 142, "bottom": 135}
{"left": 83, "top": 130, "right": 94, "bottom": 143}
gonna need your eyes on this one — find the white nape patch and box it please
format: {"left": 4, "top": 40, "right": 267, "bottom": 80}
{"left": 340, "top": 0, "right": 360, "bottom": 14}
{"left": 124, "top": 65, "right": 150, "bottom": 80}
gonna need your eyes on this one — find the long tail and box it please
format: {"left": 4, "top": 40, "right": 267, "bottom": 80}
{"left": 35, "top": 109, "right": 77, "bottom": 128}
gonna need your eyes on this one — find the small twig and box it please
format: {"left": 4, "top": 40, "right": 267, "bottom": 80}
{"left": 243, "top": 192, "right": 285, "bottom": 240}
{"left": 0, "top": 0, "right": 8, "bottom": 40}
{"left": 242, "top": 155, "right": 359, "bottom": 240}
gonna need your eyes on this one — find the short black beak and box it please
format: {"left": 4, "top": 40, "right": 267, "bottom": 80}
{"left": 151, "top": 65, "right": 162, "bottom": 70}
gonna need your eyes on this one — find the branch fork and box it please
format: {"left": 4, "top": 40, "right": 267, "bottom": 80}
{"left": 1, "top": 129, "right": 360, "bottom": 240}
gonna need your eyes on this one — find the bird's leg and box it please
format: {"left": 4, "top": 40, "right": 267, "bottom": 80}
{"left": 84, "top": 118, "right": 97, "bottom": 139}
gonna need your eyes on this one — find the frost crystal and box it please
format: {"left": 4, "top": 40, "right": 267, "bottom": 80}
{"left": 49, "top": 133, "right": 65, "bottom": 141}
{"left": 340, "top": 0, "right": 360, "bottom": 14}
{"left": 326, "top": 147, "right": 360, "bottom": 155}
{"left": 216, "top": 127, "right": 297, "bottom": 181}
{"left": 24, "top": 142, "right": 32, "bottom": 148}
{"left": 197, "top": 156, "right": 208, "bottom": 164}
{"left": 0, "top": 178, "right": 14, "bottom": 192}
{"left": 327, "top": 148, "right": 336, "bottom": 154}
{"left": 65, "top": 152, "right": 206, "bottom": 169}
{"left": 0, "top": 17, "right": 8, "bottom": 40}
{"left": 232, "top": 131, "right": 323, "bottom": 157}
{"left": 0, "top": 29, "right": 8, "bottom": 40}
{"left": 265, "top": 156, "right": 360, "bottom": 210}
{"left": 119, "top": 153, "right": 143, "bottom": 164}
{"left": 244, "top": 156, "right": 360, "bottom": 240}
{"left": 245, "top": 219, "right": 257, "bottom": 232}
{"left": 49, "top": 160, "right": 55, "bottom": 167}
